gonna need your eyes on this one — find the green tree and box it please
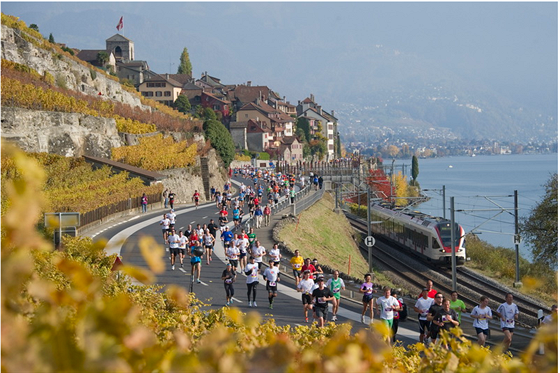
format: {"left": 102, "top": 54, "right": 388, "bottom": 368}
{"left": 29, "top": 24, "right": 39, "bottom": 32}
{"left": 521, "top": 173, "right": 558, "bottom": 268}
{"left": 411, "top": 155, "right": 419, "bottom": 184}
{"left": 173, "top": 95, "right": 191, "bottom": 114}
{"left": 48, "top": 33, "right": 55, "bottom": 43}
{"left": 296, "top": 117, "right": 311, "bottom": 143}
{"left": 203, "top": 119, "right": 235, "bottom": 166}
{"left": 97, "top": 51, "right": 109, "bottom": 67}
{"left": 202, "top": 107, "right": 216, "bottom": 121}
{"left": 177, "top": 47, "right": 192, "bottom": 76}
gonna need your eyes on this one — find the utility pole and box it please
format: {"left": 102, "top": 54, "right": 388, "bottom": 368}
{"left": 367, "top": 187, "right": 372, "bottom": 272}
{"left": 450, "top": 197, "right": 457, "bottom": 291}
{"left": 514, "top": 190, "right": 521, "bottom": 285}
{"left": 442, "top": 185, "right": 446, "bottom": 219}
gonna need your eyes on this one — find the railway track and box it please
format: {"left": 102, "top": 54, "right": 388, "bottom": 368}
{"left": 346, "top": 212, "right": 548, "bottom": 327}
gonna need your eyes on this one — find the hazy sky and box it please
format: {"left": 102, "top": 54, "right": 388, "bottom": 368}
{"left": 1, "top": 1, "right": 557, "bottom": 113}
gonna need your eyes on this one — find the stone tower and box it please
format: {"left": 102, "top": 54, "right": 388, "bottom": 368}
{"left": 106, "top": 34, "right": 134, "bottom": 62}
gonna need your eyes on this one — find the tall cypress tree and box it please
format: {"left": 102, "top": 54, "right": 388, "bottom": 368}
{"left": 411, "top": 155, "right": 419, "bottom": 183}
{"left": 177, "top": 47, "right": 192, "bottom": 76}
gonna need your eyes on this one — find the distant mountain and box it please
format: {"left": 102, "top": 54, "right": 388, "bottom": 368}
{"left": 307, "top": 45, "right": 557, "bottom": 144}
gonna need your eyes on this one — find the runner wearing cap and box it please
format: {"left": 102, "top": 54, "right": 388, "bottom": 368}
{"left": 312, "top": 276, "right": 334, "bottom": 328}
{"left": 263, "top": 259, "right": 280, "bottom": 309}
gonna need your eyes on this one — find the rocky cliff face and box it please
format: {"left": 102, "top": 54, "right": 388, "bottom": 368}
{"left": 1, "top": 24, "right": 148, "bottom": 109}
{"left": 1, "top": 107, "right": 122, "bottom": 157}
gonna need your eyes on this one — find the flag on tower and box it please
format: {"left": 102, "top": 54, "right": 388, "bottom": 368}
{"left": 116, "top": 16, "right": 123, "bottom": 31}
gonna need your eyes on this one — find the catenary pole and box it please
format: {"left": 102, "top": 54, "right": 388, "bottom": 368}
{"left": 450, "top": 197, "right": 457, "bottom": 291}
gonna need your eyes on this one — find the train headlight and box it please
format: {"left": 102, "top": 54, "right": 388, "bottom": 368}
{"left": 440, "top": 249, "right": 446, "bottom": 253}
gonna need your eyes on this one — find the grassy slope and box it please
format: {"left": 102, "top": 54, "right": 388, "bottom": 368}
{"left": 277, "top": 192, "right": 396, "bottom": 286}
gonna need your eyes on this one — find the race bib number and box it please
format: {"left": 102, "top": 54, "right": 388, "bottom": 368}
{"left": 225, "top": 279, "right": 232, "bottom": 284}
{"left": 294, "top": 264, "right": 301, "bottom": 269}
{"left": 385, "top": 307, "right": 393, "bottom": 312}
{"left": 269, "top": 281, "right": 276, "bottom": 287}
{"left": 506, "top": 319, "right": 514, "bottom": 324}
{"left": 333, "top": 288, "right": 340, "bottom": 293}
{"left": 318, "top": 297, "right": 326, "bottom": 304}
{"left": 251, "top": 271, "right": 258, "bottom": 278}
{"left": 421, "top": 309, "right": 428, "bottom": 317}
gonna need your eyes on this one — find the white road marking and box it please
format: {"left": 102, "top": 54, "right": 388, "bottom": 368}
{"left": 231, "top": 297, "right": 242, "bottom": 303}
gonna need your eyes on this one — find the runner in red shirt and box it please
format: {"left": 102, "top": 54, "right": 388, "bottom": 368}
{"left": 418, "top": 279, "right": 437, "bottom": 299}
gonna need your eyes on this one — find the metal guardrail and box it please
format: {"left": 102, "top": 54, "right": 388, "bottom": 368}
{"left": 240, "top": 184, "right": 323, "bottom": 230}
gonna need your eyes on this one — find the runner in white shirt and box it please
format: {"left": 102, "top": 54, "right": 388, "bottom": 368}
{"left": 296, "top": 270, "right": 316, "bottom": 323}
{"left": 167, "top": 229, "right": 180, "bottom": 270}
{"left": 471, "top": 296, "right": 492, "bottom": 346}
{"left": 244, "top": 256, "right": 260, "bottom": 307}
{"left": 166, "top": 209, "right": 176, "bottom": 231}
{"left": 413, "top": 288, "right": 434, "bottom": 343}
{"left": 178, "top": 230, "right": 189, "bottom": 268}
{"left": 263, "top": 259, "right": 280, "bottom": 309}
{"left": 268, "top": 243, "right": 282, "bottom": 264}
{"left": 496, "top": 293, "right": 519, "bottom": 351}
{"left": 159, "top": 214, "right": 170, "bottom": 244}
{"left": 225, "top": 242, "right": 240, "bottom": 271}
{"left": 251, "top": 241, "right": 267, "bottom": 270}
{"left": 237, "top": 235, "right": 249, "bottom": 272}
{"left": 376, "top": 286, "right": 401, "bottom": 344}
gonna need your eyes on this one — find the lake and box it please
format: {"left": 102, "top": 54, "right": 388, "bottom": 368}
{"left": 412, "top": 153, "right": 558, "bottom": 261}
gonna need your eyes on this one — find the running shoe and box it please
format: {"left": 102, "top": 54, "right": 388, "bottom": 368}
{"left": 180, "top": 264, "right": 183, "bottom": 268}
{"left": 361, "top": 315, "right": 366, "bottom": 324}
{"left": 253, "top": 302, "right": 257, "bottom": 307}
{"left": 332, "top": 315, "right": 337, "bottom": 321}
{"left": 305, "top": 317, "right": 309, "bottom": 323}
{"left": 196, "top": 279, "right": 201, "bottom": 284}
{"left": 171, "top": 265, "right": 175, "bottom": 270}
{"left": 248, "top": 301, "right": 252, "bottom": 307}
{"left": 269, "top": 304, "right": 273, "bottom": 309}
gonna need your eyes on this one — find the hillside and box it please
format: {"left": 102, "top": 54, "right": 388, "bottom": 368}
{"left": 314, "top": 46, "right": 557, "bottom": 144}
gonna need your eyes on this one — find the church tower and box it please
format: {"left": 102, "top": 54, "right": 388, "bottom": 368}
{"left": 106, "top": 34, "right": 135, "bottom": 62}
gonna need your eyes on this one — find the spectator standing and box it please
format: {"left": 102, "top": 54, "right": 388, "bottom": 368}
{"left": 168, "top": 191, "right": 176, "bottom": 209}
{"left": 141, "top": 193, "right": 148, "bottom": 213}
{"left": 263, "top": 204, "right": 271, "bottom": 226}
{"left": 162, "top": 189, "right": 169, "bottom": 209}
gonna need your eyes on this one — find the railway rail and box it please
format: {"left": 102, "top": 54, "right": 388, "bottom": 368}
{"left": 346, "top": 212, "right": 548, "bottom": 327}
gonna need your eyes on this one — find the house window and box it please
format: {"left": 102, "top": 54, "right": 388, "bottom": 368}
{"left": 156, "top": 91, "right": 162, "bottom": 97}
{"left": 142, "top": 91, "right": 154, "bottom": 97}
{"left": 164, "top": 91, "right": 171, "bottom": 97}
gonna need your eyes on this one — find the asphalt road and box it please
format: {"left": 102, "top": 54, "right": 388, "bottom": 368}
{"left": 87, "top": 186, "right": 537, "bottom": 353}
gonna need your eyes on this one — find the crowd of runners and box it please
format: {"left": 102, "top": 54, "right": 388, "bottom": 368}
{"left": 156, "top": 166, "right": 547, "bottom": 350}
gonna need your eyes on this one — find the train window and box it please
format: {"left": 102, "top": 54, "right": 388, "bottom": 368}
{"left": 432, "top": 238, "right": 440, "bottom": 249}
